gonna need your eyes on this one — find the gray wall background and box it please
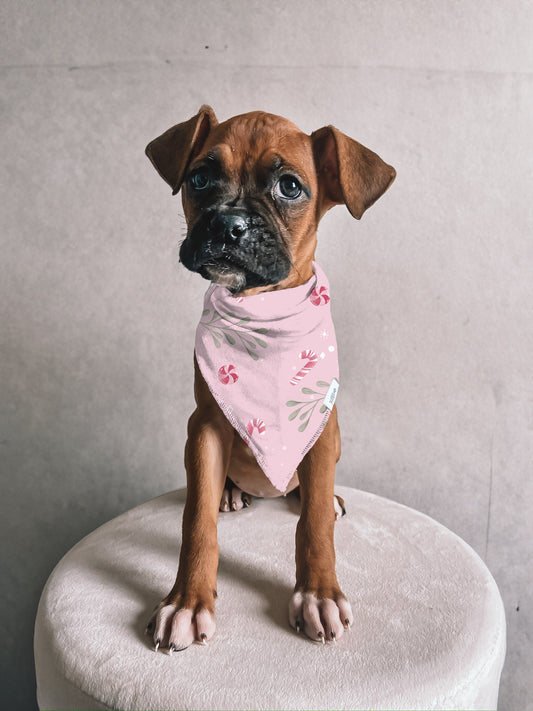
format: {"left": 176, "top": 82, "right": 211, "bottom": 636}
{"left": 1, "top": 1, "right": 532, "bottom": 709}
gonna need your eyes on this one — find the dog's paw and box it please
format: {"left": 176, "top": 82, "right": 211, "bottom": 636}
{"left": 146, "top": 603, "right": 215, "bottom": 653}
{"left": 288, "top": 591, "right": 353, "bottom": 643}
{"left": 334, "top": 494, "right": 346, "bottom": 520}
{"left": 219, "top": 482, "right": 252, "bottom": 512}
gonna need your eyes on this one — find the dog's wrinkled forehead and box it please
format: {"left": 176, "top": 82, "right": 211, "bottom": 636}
{"left": 195, "top": 112, "right": 315, "bottom": 189}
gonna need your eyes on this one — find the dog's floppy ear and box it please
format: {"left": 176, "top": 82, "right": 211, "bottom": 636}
{"left": 312, "top": 125, "right": 396, "bottom": 219}
{"left": 145, "top": 105, "right": 218, "bottom": 195}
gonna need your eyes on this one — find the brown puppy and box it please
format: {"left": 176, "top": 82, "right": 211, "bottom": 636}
{"left": 145, "top": 106, "right": 395, "bottom": 651}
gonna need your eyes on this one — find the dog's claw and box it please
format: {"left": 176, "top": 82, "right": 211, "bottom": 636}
{"left": 290, "top": 591, "right": 352, "bottom": 643}
{"left": 152, "top": 603, "right": 215, "bottom": 654}
{"left": 168, "top": 642, "right": 184, "bottom": 655}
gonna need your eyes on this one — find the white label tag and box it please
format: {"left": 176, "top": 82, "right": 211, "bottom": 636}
{"left": 323, "top": 378, "right": 339, "bottom": 411}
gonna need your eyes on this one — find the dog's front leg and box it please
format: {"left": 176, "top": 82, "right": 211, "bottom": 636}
{"left": 150, "top": 371, "right": 234, "bottom": 652}
{"left": 289, "top": 406, "right": 354, "bottom": 643}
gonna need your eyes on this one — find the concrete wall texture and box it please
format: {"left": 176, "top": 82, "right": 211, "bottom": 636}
{"left": 1, "top": 1, "right": 532, "bottom": 709}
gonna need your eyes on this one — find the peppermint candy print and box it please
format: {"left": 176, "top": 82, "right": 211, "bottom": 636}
{"left": 310, "top": 285, "right": 330, "bottom": 306}
{"left": 290, "top": 349, "right": 318, "bottom": 386}
{"left": 218, "top": 364, "right": 238, "bottom": 384}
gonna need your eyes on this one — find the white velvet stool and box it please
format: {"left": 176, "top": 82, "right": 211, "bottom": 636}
{"left": 34, "top": 487, "right": 506, "bottom": 710}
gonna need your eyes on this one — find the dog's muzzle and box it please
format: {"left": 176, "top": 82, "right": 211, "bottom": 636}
{"left": 179, "top": 206, "right": 291, "bottom": 292}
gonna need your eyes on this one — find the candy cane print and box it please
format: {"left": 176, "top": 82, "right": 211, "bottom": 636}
{"left": 290, "top": 349, "right": 318, "bottom": 386}
{"left": 246, "top": 418, "right": 266, "bottom": 438}
{"left": 218, "top": 364, "right": 238, "bottom": 384}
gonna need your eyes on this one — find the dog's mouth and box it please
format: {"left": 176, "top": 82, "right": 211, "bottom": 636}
{"left": 199, "top": 254, "right": 249, "bottom": 293}
{"left": 179, "top": 209, "right": 292, "bottom": 293}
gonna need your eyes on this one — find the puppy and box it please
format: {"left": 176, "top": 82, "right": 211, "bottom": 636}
{"left": 145, "top": 106, "right": 395, "bottom": 651}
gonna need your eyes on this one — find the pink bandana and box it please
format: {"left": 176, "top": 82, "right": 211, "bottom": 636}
{"left": 195, "top": 262, "right": 339, "bottom": 492}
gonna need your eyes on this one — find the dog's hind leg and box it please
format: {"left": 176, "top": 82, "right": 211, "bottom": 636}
{"left": 219, "top": 478, "right": 252, "bottom": 512}
{"left": 334, "top": 494, "right": 346, "bottom": 520}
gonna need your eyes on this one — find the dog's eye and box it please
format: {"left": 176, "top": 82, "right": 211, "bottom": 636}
{"left": 276, "top": 175, "right": 302, "bottom": 200}
{"left": 189, "top": 170, "right": 211, "bottom": 191}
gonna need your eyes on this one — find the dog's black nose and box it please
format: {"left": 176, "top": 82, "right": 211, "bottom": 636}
{"left": 209, "top": 213, "right": 248, "bottom": 244}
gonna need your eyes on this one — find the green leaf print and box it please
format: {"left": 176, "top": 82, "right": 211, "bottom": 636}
{"left": 199, "top": 308, "right": 270, "bottom": 359}
{"left": 285, "top": 380, "right": 332, "bottom": 432}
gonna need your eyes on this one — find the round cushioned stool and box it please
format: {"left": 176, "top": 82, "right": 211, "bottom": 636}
{"left": 34, "top": 487, "right": 506, "bottom": 710}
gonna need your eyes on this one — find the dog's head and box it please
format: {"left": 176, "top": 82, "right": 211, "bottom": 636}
{"left": 146, "top": 106, "right": 395, "bottom": 295}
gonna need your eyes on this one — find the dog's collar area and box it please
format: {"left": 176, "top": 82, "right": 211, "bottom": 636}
{"left": 214, "top": 262, "right": 321, "bottom": 318}
{"left": 195, "top": 262, "right": 339, "bottom": 492}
